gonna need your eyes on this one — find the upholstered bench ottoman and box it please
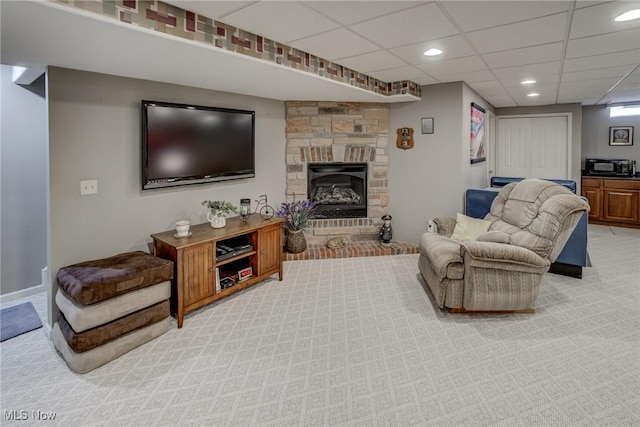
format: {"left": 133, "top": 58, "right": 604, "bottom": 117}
{"left": 53, "top": 251, "right": 173, "bottom": 373}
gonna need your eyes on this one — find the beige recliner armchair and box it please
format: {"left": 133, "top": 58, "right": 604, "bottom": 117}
{"left": 418, "top": 179, "right": 589, "bottom": 312}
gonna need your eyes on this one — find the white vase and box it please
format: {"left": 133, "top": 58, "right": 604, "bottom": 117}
{"left": 207, "top": 211, "right": 226, "bottom": 228}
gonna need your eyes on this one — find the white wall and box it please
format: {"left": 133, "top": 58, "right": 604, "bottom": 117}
{"left": 582, "top": 105, "right": 640, "bottom": 167}
{"left": 0, "top": 64, "right": 48, "bottom": 295}
{"left": 47, "top": 67, "right": 286, "bottom": 324}
{"left": 389, "top": 82, "right": 492, "bottom": 244}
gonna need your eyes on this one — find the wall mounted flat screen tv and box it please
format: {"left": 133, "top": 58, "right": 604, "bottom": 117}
{"left": 141, "top": 100, "right": 255, "bottom": 190}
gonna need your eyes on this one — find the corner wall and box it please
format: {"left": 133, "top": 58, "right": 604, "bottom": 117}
{"left": 47, "top": 67, "right": 286, "bottom": 324}
{"left": 0, "top": 65, "right": 48, "bottom": 295}
{"left": 388, "top": 82, "right": 493, "bottom": 244}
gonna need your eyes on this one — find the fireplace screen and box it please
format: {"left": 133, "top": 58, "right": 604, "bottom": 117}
{"left": 308, "top": 162, "right": 367, "bottom": 218}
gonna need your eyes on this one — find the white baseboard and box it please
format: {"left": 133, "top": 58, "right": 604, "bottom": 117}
{"left": 41, "top": 321, "right": 52, "bottom": 339}
{"left": 0, "top": 284, "right": 45, "bottom": 305}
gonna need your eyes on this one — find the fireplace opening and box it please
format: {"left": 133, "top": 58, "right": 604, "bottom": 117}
{"left": 308, "top": 162, "right": 367, "bottom": 218}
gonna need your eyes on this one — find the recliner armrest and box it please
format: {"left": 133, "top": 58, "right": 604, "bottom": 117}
{"left": 461, "top": 241, "right": 550, "bottom": 270}
{"left": 433, "top": 217, "right": 456, "bottom": 238}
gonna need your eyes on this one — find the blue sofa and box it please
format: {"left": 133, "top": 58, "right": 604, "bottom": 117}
{"left": 465, "top": 177, "right": 588, "bottom": 278}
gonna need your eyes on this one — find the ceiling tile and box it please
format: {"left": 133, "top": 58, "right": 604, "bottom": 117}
{"left": 562, "top": 64, "right": 636, "bottom": 82}
{"left": 505, "top": 82, "right": 558, "bottom": 98}
{"left": 303, "top": 1, "right": 422, "bottom": 26}
{"left": 467, "top": 13, "right": 567, "bottom": 53}
{"left": 436, "top": 69, "right": 495, "bottom": 83}
{"left": 574, "top": 1, "right": 610, "bottom": 9}
{"left": 418, "top": 56, "right": 486, "bottom": 77}
{"left": 349, "top": 3, "right": 458, "bottom": 49}
{"left": 483, "top": 95, "right": 516, "bottom": 107}
{"left": 389, "top": 35, "right": 476, "bottom": 65}
{"left": 493, "top": 61, "right": 562, "bottom": 80}
{"left": 512, "top": 94, "right": 558, "bottom": 106}
{"left": 558, "top": 79, "right": 619, "bottom": 101}
{"left": 560, "top": 79, "right": 620, "bottom": 91}
{"left": 482, "top": 42, "right": 563, "bottom": 69}
{"left": 441, "top": 0, "right": 569, "bottom": 32}
{"left": 566, "top": 28, "right": 640, "bottom": 58}
{"left": 367, "top": 66, "right": 430, "bottom": 82}
{"left": 600, "top": 88, "right": 640, "bottom": 103}
{"left": 220, "top": 1, "right": 340, "bottom": 44}
{"left": 500, "top": 74, "right": 561, "bottom": 88}
{"left": 164, "top": 1, "right": 255, "bottom": 19}
{"left": 563, "top": 49, "right": 640, "bottom": 73}
{"left": 335, "top": 50, "right": 406, "bottom": 73}
{"left": 467, "top": 80, "right": 505, "bottom": 92}
{"left": 570, "top": 1, "right": 640, "bottom": 39}
{"left": 289, "top": 29, "right": 379, "bottom": 61}
{"left": 413, "top": 76, "right": 441, "bottom": 86}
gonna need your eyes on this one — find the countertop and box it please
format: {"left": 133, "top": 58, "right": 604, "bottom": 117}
{"left": 582, "top": 174, "right": 640, "bottom": 181}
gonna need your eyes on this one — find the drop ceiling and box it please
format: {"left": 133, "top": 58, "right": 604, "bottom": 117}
{"left": 2, "top": 0, "right": 640, "bottom": 107}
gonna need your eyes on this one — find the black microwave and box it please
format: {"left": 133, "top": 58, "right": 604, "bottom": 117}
{"left": 585, "top": 158, "right": 632, "bottom": 176}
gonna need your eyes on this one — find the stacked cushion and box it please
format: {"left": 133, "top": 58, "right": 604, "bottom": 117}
{"left": 52, "top": 251, "right": 173, "bottom": 373}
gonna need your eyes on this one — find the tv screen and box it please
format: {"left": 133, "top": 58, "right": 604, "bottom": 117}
{"left": 141, "top": 100, "right": 255, "bottom": 190}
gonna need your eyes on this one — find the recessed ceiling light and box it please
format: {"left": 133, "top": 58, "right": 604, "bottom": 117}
{"left": 521, "top": 79, "right": 536, "bottom": 85}
{"left": 527, "top": 93, "right": 540, "bottom": 97}
{"left": 424, "top": 48, "right": 443, "bottom": 57}
{"left": 615, "top": 9, "right": 640, "bottom": 21}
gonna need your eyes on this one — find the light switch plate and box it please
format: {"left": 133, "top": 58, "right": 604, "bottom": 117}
{"left": 80, "top": 180, "right": 98, "bottom": 195}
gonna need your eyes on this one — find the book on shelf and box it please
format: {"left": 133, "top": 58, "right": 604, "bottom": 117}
{"left": 215, "top": 267, "right": 221, "bottom": 293}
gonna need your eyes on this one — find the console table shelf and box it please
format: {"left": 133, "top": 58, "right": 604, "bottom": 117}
{"left": 151, "top": 214, "right": 284, "bottom": 328}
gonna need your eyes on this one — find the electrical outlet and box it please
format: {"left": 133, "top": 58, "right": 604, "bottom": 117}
{"left": 80, "top": 180, "right": 98, "bottom": 195}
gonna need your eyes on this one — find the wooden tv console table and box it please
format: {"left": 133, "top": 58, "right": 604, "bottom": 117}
{"left": 151, "top": 214, "right": 284, "bottom": 328}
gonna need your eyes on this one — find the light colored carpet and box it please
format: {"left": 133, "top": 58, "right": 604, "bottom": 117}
{"left": 1, "top": 224, "right": 638, "bottom": 426}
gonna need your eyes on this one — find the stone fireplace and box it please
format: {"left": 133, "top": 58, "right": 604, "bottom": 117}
{"left": 308, "top": 162, "right": 367, "bottom": 218}
{"left": 286, "top": 101, "right": 389, "bottom": 244}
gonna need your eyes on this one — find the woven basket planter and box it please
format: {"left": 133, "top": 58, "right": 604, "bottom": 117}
{"left": 284, "top": 229, "right": 307, "bottom": 253}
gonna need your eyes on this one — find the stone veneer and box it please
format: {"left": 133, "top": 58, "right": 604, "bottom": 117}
{"left": 286, "top": 101, "right": 390, "bottom": 244}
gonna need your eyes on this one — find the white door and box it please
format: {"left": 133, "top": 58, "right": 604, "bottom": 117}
{"left": 496, "top": 118, "right": 531, "bottom": 178}
{"left": 496, "top": 115, "right": 569, "bottom": 179}
{"left": 530, "top": 117, "right": 568, "bottom": 179}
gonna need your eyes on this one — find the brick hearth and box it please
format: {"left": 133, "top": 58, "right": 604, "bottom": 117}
{"left": 284, "top": 240, "right": 419, "bottom": 261}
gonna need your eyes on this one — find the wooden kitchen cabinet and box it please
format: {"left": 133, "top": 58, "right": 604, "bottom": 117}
{"left": 152, "top": 214, "right": 284, "bottom": 328}
{"left": 581, "top": 177, "right": 602, "bottom": 221}
{"left": 582, "top": 177, "right": 640, "bottom": 228}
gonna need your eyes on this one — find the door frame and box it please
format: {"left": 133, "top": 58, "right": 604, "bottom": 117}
{"left": 494, "top": 112, "right": 572, "bottom": 180}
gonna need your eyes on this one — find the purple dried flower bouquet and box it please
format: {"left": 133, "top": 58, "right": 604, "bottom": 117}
{"left": 276, "top": 198, "right": 318, "bottom": 231}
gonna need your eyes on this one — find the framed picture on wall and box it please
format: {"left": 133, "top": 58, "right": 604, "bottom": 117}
{"left": 421, "top": 117, "right": 434, "bottom": 134}
{"left": 609, "top": 126, "right": 633, "bottom": 146}
{"left": 470, "top": 103, "right": 486, "bottom": 164}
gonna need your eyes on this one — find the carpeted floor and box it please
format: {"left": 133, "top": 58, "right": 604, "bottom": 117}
{"left": 0, "top": 224, "right": 638, "bottom": 426}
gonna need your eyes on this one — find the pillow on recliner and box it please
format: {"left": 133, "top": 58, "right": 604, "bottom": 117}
{"left": 450, "top": 213, "right": 491, "bottom": 242}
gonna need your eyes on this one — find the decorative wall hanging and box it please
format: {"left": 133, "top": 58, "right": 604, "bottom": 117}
{"left": 609, "top": 126, "right": 634, "bottom": 146}
{"left": 470, "top": 103, "right": 486, "bottom": 164}
{"left": 421, "top": 118, "right": 434, "bottom": 134}
{"left": 396, "top": 127, "right": 415, "bottom": 150}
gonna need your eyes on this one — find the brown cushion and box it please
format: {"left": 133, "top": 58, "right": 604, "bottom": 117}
{"left": 57, "top": 300, "right": 170, "bottom": 353}
{"left": 57, "top": 251, "right": 173, "bottom": 305}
